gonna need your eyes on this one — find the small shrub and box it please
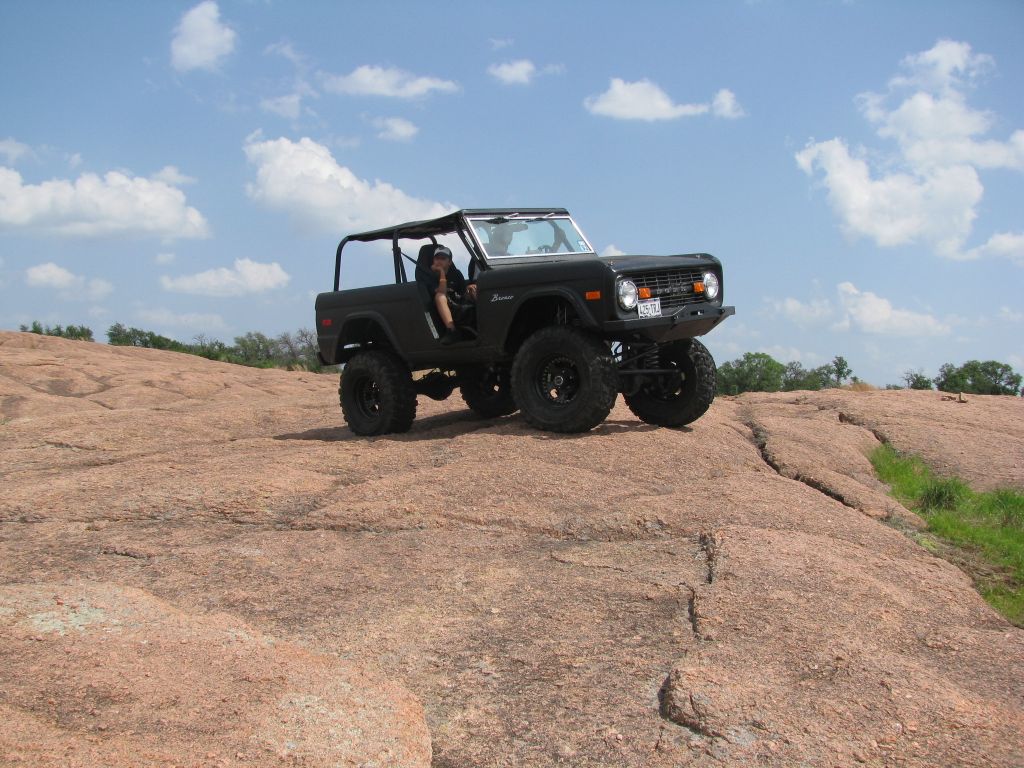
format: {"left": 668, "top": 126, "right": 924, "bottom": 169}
{"left": 920, "top": 477, "right": 970, "bottom": 512}
{"left": 979, "top": 489, "right": 1024, "bottom": 531}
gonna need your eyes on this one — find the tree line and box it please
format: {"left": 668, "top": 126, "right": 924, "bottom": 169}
{"left": 16, "top": 322, "right": 1023, "bottom": 394}
{"left": 716, "top": 351, "right": 1022, "bottom": 396}
{"left": 19, "top": 321, "right": 328, "bottom": 372}
{"left": 717, "top": 353, "right": 856, "bottom": 395}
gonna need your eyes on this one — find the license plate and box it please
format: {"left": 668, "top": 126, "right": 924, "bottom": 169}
{"left": 637, "top": 298, "right": 662, "bottom": 318}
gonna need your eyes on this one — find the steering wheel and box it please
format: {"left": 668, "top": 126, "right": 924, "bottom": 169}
{"left": 549, "top": 222, "right": 571, "bottom": 253}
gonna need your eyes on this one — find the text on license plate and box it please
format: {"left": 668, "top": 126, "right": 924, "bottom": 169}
{"left": 637, "top": 298, "right": 662, "bottom": 318}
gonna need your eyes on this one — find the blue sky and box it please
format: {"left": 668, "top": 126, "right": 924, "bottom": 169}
{"left": 1, "top": 0, "right": 1022, "bottom": 386}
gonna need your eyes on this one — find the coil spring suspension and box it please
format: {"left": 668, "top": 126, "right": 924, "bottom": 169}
{"left": 641, "top": 345, "right": 660, "bottom": 370}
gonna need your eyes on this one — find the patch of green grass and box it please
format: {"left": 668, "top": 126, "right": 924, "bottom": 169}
{"left": 871, "top": 444, "right": 1024, "bottom": 627}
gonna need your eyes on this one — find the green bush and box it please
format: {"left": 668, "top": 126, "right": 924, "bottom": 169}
{"left": 920, "top": 477, "right": 970, "bottom": 512}
{"left": 20, "top": 321, "right": 94, "bottom": 341}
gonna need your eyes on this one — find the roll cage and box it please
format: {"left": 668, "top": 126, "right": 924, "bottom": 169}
{"left": 332, "top": 208, "right": 572, "bottom": 292}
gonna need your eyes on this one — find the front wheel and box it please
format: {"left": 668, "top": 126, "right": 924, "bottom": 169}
{"left": 511, "top": 326, "right": 617, "bottom": 433}
{"left": 624, "top": 339, "right": 716, "bottom": 427}
{"left": 339, "top": 351, "right": 416, "bottom": 435}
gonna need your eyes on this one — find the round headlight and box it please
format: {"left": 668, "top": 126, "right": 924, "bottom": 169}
{"left": 617, "top": 279, "right": 638, "bottom": 310}
{"left": 702, "top": 271, "right": 720, "bottom": 300}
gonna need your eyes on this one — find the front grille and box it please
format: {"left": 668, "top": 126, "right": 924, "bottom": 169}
{"left": 630, "top": 267, "right": 707, "bottom": 311}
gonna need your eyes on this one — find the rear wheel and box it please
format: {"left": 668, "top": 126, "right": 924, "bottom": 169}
{"left": 624, "top": 339, "right": 716, "bottom": 427}
{"left": 458, "top": 364, "right": 517, "bottom": 418}
{"left": 339, "top": 351, "right": 416, "bottom": 435}
{"left": 511, "top": 326, "right": 617, "bottom": 433}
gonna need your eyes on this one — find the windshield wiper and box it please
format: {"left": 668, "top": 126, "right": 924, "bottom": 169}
{"left": 483, "top": 213, "right": 560, "bottom": 224}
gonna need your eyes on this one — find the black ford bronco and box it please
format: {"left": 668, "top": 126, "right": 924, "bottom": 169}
{"left": 315, "top": 208, "right": 734, "bottom": 435}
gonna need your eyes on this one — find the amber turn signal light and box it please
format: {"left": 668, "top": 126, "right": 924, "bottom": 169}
{"left": 585, "top": 290, "right": 601, "bottom": 301}
{"left": 693, "top": 281, "right": 705, "bottom": 293}
{"left": 638, "top": 287, "right": 651, "bottom": 299}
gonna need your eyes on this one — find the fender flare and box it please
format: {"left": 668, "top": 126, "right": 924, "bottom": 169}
{"left": 336, "top": 310, "right": 403, "bottom": 360}
{"left": 498, "top": 286, "right": 600, "bottom": 351}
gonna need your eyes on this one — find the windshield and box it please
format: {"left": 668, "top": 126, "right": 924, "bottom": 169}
{"left": 469, "top": 215, "right": 594, "bottom": 259}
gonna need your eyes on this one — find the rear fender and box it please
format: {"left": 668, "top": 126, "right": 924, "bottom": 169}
{"left": 335, "top": 313, "right": 401, "bottom": 364}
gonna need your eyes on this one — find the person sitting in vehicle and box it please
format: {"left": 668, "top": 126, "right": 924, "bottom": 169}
{"left": 484, "top": 221, "right": 526, "bottom": 256}
{"left": 415, "top": 244, "right": 476, "bottom": 345}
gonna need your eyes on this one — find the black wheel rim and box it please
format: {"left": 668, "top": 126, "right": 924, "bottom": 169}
{"left": 481, "top": 366, "right": 507, "bottom": 397}
{"left": 646, "top": 351, "right": 692, "bottom": 402}
{"left": 353, "top": 375, "right": 382, "bottom": 420}
{"left": 535, "top": 354, "right": 581, "bottom": 406}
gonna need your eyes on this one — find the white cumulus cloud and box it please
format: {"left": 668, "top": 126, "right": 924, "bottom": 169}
{"left": 0, "top": 167, "right": 209, "bottom": 239}
{"left": 26, "top": 262, "right": 77, "bottom": 290}
{"left": 964, "top": 231, "right": 1024, "bottom": 265}
{"left": 260, "top": 93, "right": 303, "bottom": 120}
{"left": 488, "top": 60, "right": 537, "bottom": 85}
{"left": 795, "top": 138, "right": 982, "bottom": 257}
{"left": 243, "top": 134, "right": 453, "bottom": 233}
{"left": 584, "top": 79, "right": 744, "bottom": 122}
{"left": 774, "top": 296, "right": 833, "bottom": 325}
{"left": 171, "top": 1, "right": 237, "bottom": 73}
{"left": 584, "top": 78, "right": 709, "bottom": 121}
{"left": 25, "top": 262, "right": 113, "bottom": 301}
{"left": 320, "top": 65, "right": 458, "bottom": 99}
{"left": 797, "top": 40, "right": 1023, "bottom": 260}
{"left": 0, "top": 138, "right": 33, "bottom": 165}
{"left": 373, "top": 117, "right": 418, "bottom": 142}
{"left": 161, "top": 258, "right": 290, "bottom": 297}
{"left": 152, "top": 165, "right": 196, "bottom": 186}
{"left": 888, "top": 39, "right": 994, "bottom": 95}
{"left": 834, "top": 282, "right": 948, "bottom": 336}
{"left": 711, "top": 89, "right": 746, "bottom": 119}
{"left": 601, "top": 244, "right": 626, "bottom": 257}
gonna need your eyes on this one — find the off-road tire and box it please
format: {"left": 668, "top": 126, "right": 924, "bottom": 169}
{"left": 624, "top": 339, "right": 716, "bottom": 427}
{"left": 458, "top": 364, "right": 517, "bottom": 418}
{"left": 339, "top": 351, "right": 416, "bottom": 435}
{"left": 511, "top": 326, "right": 618, "bottom": 433}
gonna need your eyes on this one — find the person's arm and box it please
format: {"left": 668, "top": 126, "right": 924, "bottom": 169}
{"left": 446, "top": 267, "right": 467, "bottom": 299}
{"left": 430, "top": 263, "right": 448, "bottom": 297}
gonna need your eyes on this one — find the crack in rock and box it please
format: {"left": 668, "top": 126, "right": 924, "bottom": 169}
{"left": 698, "top": 532, "right": 718, "bottom": 585}
{"left": 99, "top": 546, "right": 151, "bottom": 560}
{"left": 838, "top": 411, "right": 889, "bottom": 445}
{"left": 743, "top": 418, "right": 860, "bottom": 512}
{"left": 658, "top": 672, "right": 721, "bottom": 739}
{"left": 685, "top": 586, "right": 701, "bottom": 638}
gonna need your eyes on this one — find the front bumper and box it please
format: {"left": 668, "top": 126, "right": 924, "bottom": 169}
{"left": 601, "top": 304, "right": 735, "bottom": 342}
